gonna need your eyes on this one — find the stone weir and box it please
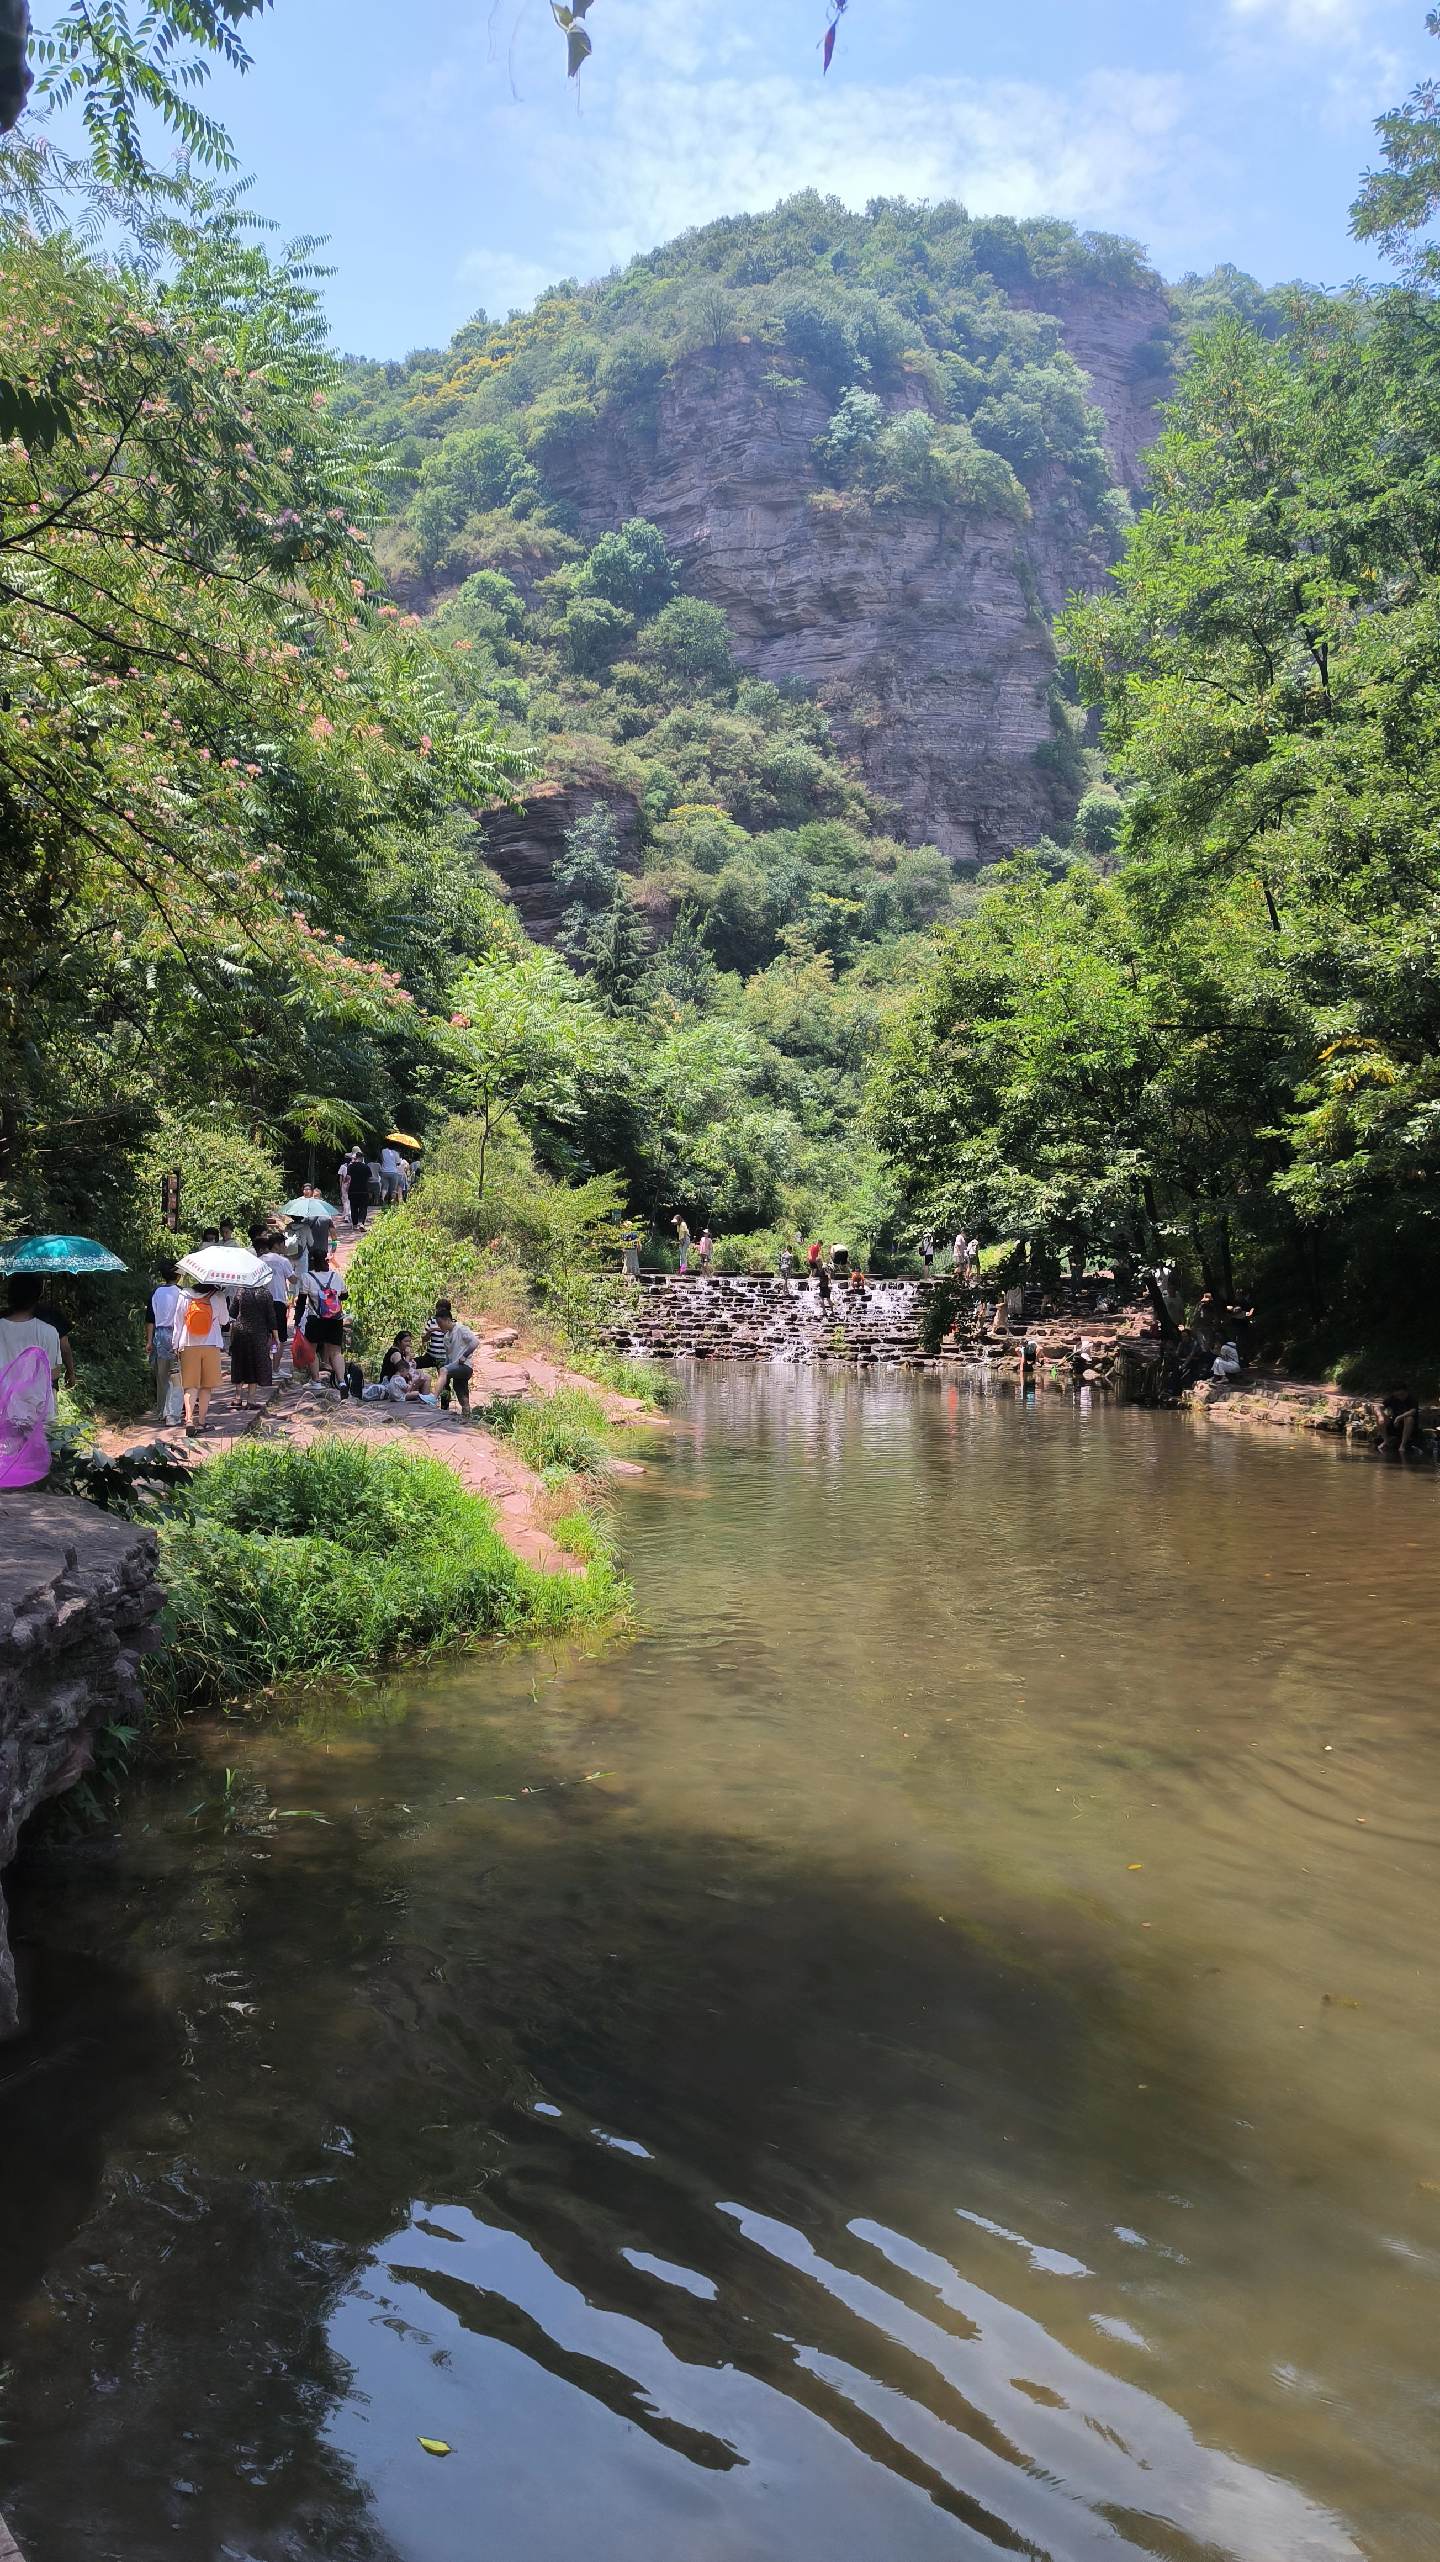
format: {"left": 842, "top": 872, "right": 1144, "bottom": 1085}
{"left": 608, "top": 1272, "right": 936, "bottom": 1364}
{"left": 0, "top": 1493, "right": 166, "bottom": 2036}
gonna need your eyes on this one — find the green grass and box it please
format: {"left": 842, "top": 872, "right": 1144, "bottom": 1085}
{"left": 480, "top": 1385, "right": 615, "bottom": 1482}
{"left": 563, "top": 1346, "right": 675, "bottom": 1408}
{"left": 151, "top": 1437, "right": 625, "bottom": 1710}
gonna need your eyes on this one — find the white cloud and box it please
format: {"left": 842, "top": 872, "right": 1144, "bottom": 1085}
{"left": 459, "top": 61, "right": 1194, "bottom": 299}
{"left": 1227, "top": 0, "right": 1374, "bottom": 32}
{"left": 454, "top": 246, "right": 559, "bottom": 317}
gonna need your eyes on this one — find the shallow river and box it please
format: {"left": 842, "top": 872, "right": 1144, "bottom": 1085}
{"left": 3, "top": 1372, "right": 1440, "bottom": 2562}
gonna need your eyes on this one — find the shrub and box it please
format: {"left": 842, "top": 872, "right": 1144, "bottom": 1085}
{"left": 561, "top": 595, "right": 633, "bottom": 675}
{"left": 486, "top": 1386, "right": 612, "bottom": 1480}
{"left": 343, "top": 1204, "right": 481, "bottom": 1356}
{"left": 154, "top": 1439, "right": 623, "bottom": 1707}
{"left": 579, "top": 518, "right": 678, "bottom": 618}
{"left": 139, "top": 1115, "right": 286, "bottom": 1254}
{"left": 637, "top": 596, "right": 737, "bottom": 692}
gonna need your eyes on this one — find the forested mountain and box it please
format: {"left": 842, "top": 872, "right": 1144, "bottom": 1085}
{"left": 338, "top": 197, "right": 1176, "bottom": 888}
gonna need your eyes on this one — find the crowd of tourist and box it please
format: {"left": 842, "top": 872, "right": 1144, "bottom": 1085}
{"left": 135, "top": 1143, "right": 448, "bottom": 1440}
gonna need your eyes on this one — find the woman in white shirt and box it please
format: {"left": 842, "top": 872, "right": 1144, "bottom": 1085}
{"left": 145, "top": 1261, "right": 181, "bottom": 1422}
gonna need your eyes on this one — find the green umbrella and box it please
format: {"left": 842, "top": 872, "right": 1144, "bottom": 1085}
{"left": 280, "top": 1197, "right": 340, "bottom": 1222}
{"left": 0, "top": 1234, "right": 127, "bottom": 1274}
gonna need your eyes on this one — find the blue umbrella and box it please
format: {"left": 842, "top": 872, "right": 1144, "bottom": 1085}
{"left": 0, "top": 1234, "right": 127, "bottom": 1274}
{"left": 280, "top": 1197, "right": 340, "bottom": 1222}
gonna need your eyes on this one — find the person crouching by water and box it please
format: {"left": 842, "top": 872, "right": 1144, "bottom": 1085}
{"left": 420, "top": 1299, "right": 479, "bottom": 1416}
{"left": 1377, "top": 1387, "right": 1422, "bottom": 1460}
{"left": 301, "top": 1251, "right": 348, "bottom": 1391}
{"left": 173, "top": 1275, "right": 228, "bottom": 1437}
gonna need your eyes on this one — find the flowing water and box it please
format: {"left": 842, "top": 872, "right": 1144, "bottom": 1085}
{"left": 3, "top": 1371, "right": 1439, "bottom": 2562}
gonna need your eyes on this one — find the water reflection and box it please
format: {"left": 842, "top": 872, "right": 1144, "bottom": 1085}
{"left": 2, "top": 1373, "right": 1438, "bottom": 2561}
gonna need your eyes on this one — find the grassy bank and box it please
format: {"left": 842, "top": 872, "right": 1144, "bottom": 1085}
{"left": 143, "top": 1436, "right": 626, "bottom": 1716}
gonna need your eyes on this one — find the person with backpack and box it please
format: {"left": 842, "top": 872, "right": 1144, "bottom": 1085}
{"left": 301, "top": 1253, "right": 348, "bottom": 1389}
{"left": 173, "top": 1276, "right": 229, "bottom": 1436}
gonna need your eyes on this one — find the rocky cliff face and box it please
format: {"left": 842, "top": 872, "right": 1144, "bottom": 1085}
{"left": 479, "top": 776, "right": 641, "bottom": 944}
{"left": 0, "top": 1493, "right": 164, "bottom": 2035}
{"left": 522, "top": 282, "right": 1171, "bottom": 871}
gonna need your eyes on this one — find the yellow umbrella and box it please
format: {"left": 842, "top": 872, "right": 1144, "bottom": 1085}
{"left": 385, "top": 1129, "right": 424, "bottom": 1150}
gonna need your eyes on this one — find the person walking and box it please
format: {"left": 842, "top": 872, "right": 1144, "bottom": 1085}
{"left": 337, "top": 1153, "right": 352, "bottom": 1227}
{"left": 173, "top": 1275, "right": 228, "bottom": 1437}
{"left": 301, "top": 1252, "right": 348, "bottom": 1390}
{"left": 229, "top": 1275, "right": 278, "bottom": 1411}
{"left": 918, "top": 1228, "right": 935, "bottom": 1274}
{"left": 257, "top": 1230, "right": 294, "bottom": 1352}
{"left": 379, "top": 1144, "right": 404, "bottom": 1205}
{"left": 673, "top": 1215, "right": 692, "bottom": 1274}
{"left": 145, "top": 1261, "right": 181, "bottom": 1422}
{"left": 621, "top": 1227, "right": 642, "bottom": 1279}
{"left": 345, "top": 1150, "right": 372, "bottom": 1234}
{"left": 696, "top": 1226, "right": 714, "bottom": 1271}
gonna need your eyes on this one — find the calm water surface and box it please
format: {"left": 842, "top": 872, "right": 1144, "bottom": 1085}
{"left": 3, "top": 1372, "right": 1439, "bottom": 2562}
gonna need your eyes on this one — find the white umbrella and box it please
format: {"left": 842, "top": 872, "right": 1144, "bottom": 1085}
{"left": 178, "top": 1248, "right": 271, "bottom": 1289}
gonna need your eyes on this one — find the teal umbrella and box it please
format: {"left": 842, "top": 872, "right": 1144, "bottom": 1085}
{"left": 280, "top": 1197, "right": 340, "bottom": 1222}
{"left": 0, "top": 1234, "right": 127, "bottom": 1274}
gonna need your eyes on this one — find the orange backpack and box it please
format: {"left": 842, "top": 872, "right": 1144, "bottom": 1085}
{"left": 184, "top": 1293, "right": 213, "bottom": 1339}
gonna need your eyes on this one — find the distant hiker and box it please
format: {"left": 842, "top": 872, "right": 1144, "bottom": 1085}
{"left": 952, "top": 1232, "right": 966, "bottom": 1274}
{"left": 173, "top": 1276, "right": 228, "bottom": 1436}
{"left": 779, "top": 1244, "right": 795, "bottom": 1278}
{"left": 918, "top": 1229, "right": 935, "bottom": 1273}
{"left": 378, "top": 1144, "right": 403, "bottom": 1204}
{"left": 301, "top": 1252, "right": 348, "bottom": 1390}
{"left": 229, "top": 1276, "right": 278, "bottom": 1412}
{"left": 346, "top": 1150, "right": 373, "bottom": 1233}
{"left": 298, "top": 1184, "right": 332, "bottom": 1262}
{"left": 621, "top": 1227, "right": 642, "bottom": 1279}
{"left": 807, "top": 1239, "right": 823, "bottom": 1274}
{"left": 697, "top": 1226, "right": 714, "bottom": 1271}
{"left": 218, "top": 1219, "right": 237, "bottom": 1246}
{"left": 145, "top": 1261, "right": 181, "bottom": 1422}
{"left": 673, "top": 1215, "right": 692, "bottom": 1274}
{"left": 813, "top": 1261, "right": 832, "bottom": 1303}
{"left": 831, "top": 1242, "right": 848, "bottom": 1275}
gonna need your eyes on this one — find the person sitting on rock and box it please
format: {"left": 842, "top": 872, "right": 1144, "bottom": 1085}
{"left": 1210, "top": 1339, "right": 1243, "bottom": 1381}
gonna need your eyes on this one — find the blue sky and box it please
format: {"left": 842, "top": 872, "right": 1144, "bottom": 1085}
{"left": 176, "top": 0, "right": 1430, "bottom": 354}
